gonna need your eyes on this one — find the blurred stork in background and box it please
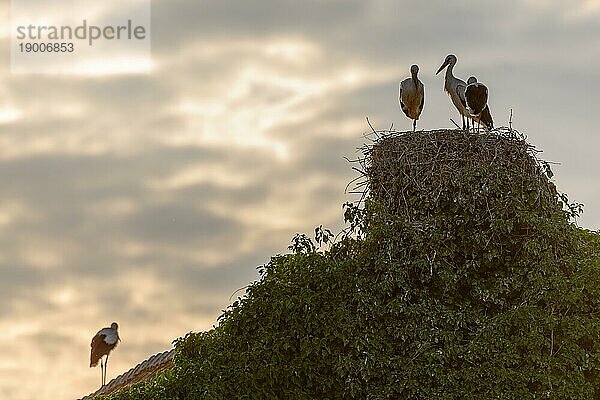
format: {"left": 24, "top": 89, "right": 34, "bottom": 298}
{"left": 399, "top": 64, "right": 425, "bottom": 131}
{"left": 90, "top": 322, "right": 121, "bottom": 388}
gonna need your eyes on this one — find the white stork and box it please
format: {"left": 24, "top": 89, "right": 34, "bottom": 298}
{"left": 436, "top": 54, "right": 469, "bottom": 130}
{"left": 398, "top": 64, "right": 425, "bottom": 132}
{"left": 465, "top": 76, "right": 493, "bottom": 131}
{"left": 90, "top": 322, "right": 120, "bottom": 387}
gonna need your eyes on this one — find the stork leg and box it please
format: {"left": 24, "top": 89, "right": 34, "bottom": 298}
{"left": 105, "top": 355, "right": 110, "bottom": 386}
{"left": 100, "top": 358, "right": 104, "bottom": 387}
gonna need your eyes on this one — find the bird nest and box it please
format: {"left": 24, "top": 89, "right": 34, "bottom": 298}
{"left": 347, "top": 126, "right": 563, "bottom": 224}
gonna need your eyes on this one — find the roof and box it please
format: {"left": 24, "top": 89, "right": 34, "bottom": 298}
{"left": 80, "top": 349, "right": 175, "bottom": 399}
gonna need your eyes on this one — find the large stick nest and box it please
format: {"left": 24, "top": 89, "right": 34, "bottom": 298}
{"left": 350, "top": 127, "right": 561, "bottom": 224}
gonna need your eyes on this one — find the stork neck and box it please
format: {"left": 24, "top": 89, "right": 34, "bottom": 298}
{"left": 445, "top": 63, "right": 454, "bottom": 79}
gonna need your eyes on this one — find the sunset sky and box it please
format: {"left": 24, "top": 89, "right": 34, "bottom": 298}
{"left": 1, "top": 1, "right": 600, "bottom": 399}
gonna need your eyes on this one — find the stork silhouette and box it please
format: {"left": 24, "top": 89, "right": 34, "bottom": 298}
{"left": 90, "top": 322, "right": 120, "bottom": 387}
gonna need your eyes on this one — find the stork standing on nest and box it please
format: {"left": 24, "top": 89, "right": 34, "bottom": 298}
{"left": 465, "top": 76, "right": 493, "bottom": 131}
{"left": 90, "top": 322, "right": 120, "bottom": 387}
{"left": 398, "top": 64, "right": 425, "bottom": 132}
{"left": 436, "top": 54, "right": 469, "bottom": 130}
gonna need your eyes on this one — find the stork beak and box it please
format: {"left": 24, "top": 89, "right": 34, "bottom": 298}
{"left": 436, "top": 60, "right": 448, "bottom": 75}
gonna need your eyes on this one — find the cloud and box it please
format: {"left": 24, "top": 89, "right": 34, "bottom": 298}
{"left": 1, "top": 1, "right": 600, "bottom": 399}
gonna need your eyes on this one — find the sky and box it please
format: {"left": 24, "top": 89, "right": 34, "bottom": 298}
{"left": 1, "top": 1, "right": 599, "bottom": 399}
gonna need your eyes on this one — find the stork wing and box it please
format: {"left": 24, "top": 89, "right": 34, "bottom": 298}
{"left": 90, "top": 333, "right": 109, "bottom": 367}
{"left": 465, "top": 85, "right": 488, "bottom": 115}
{"left": 456, "top": 82, "right": 467, "bottom": 108}
{"left": 91, "top": 333, "right": 105, "bottom": 348}
{"left": 398, "top": 88, "right": 412, "bottom": 118}
{"left": 418, "top": 87, "right": 425, "bottom": 116}
{"left": 480, "top": 105, "right": 493, "bottom": 130}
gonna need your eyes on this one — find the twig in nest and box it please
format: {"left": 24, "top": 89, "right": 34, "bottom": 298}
{"left": 450, "top": 118, "right": 461, "bottom": 129}
{"left": 351, "top": 166, "right": 366, "bottom": 176}
{"left": 345, "top": 175, "right": 365, "bottom": 194}
{"left": 366, "top": 117, "right": 379, "bottom": 139}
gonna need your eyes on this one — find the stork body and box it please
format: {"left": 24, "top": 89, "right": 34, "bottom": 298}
{"left": 465, "top": 76, "right": 493, "bottom": 131}
{"left": 478, "top": 105, "right": 494, "bottom": 131}
{"left": 436, "top": 54, "right": 469, "bottom": 130}
{"left": 90, "top": 322, "right": 120, "bottom": 387}
{"left": 399, "top": 64, "right": 425, "bottom": 131}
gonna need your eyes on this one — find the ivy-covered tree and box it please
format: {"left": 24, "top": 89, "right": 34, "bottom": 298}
{"left": 102, "top": 129, "right": 600, "bottom": 400}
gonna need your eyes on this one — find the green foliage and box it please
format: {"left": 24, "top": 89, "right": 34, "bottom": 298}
{"left": 101, "top": 130, "right": 600, "bottom": 400}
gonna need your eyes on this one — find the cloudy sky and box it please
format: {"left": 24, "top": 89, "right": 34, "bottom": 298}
{"left": 1, "top": 1, "right": 599, "bottom": 399}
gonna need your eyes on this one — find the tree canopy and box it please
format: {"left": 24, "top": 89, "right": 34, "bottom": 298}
{"left": 101, "top": 129, "right": 600, "bottom": 400}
